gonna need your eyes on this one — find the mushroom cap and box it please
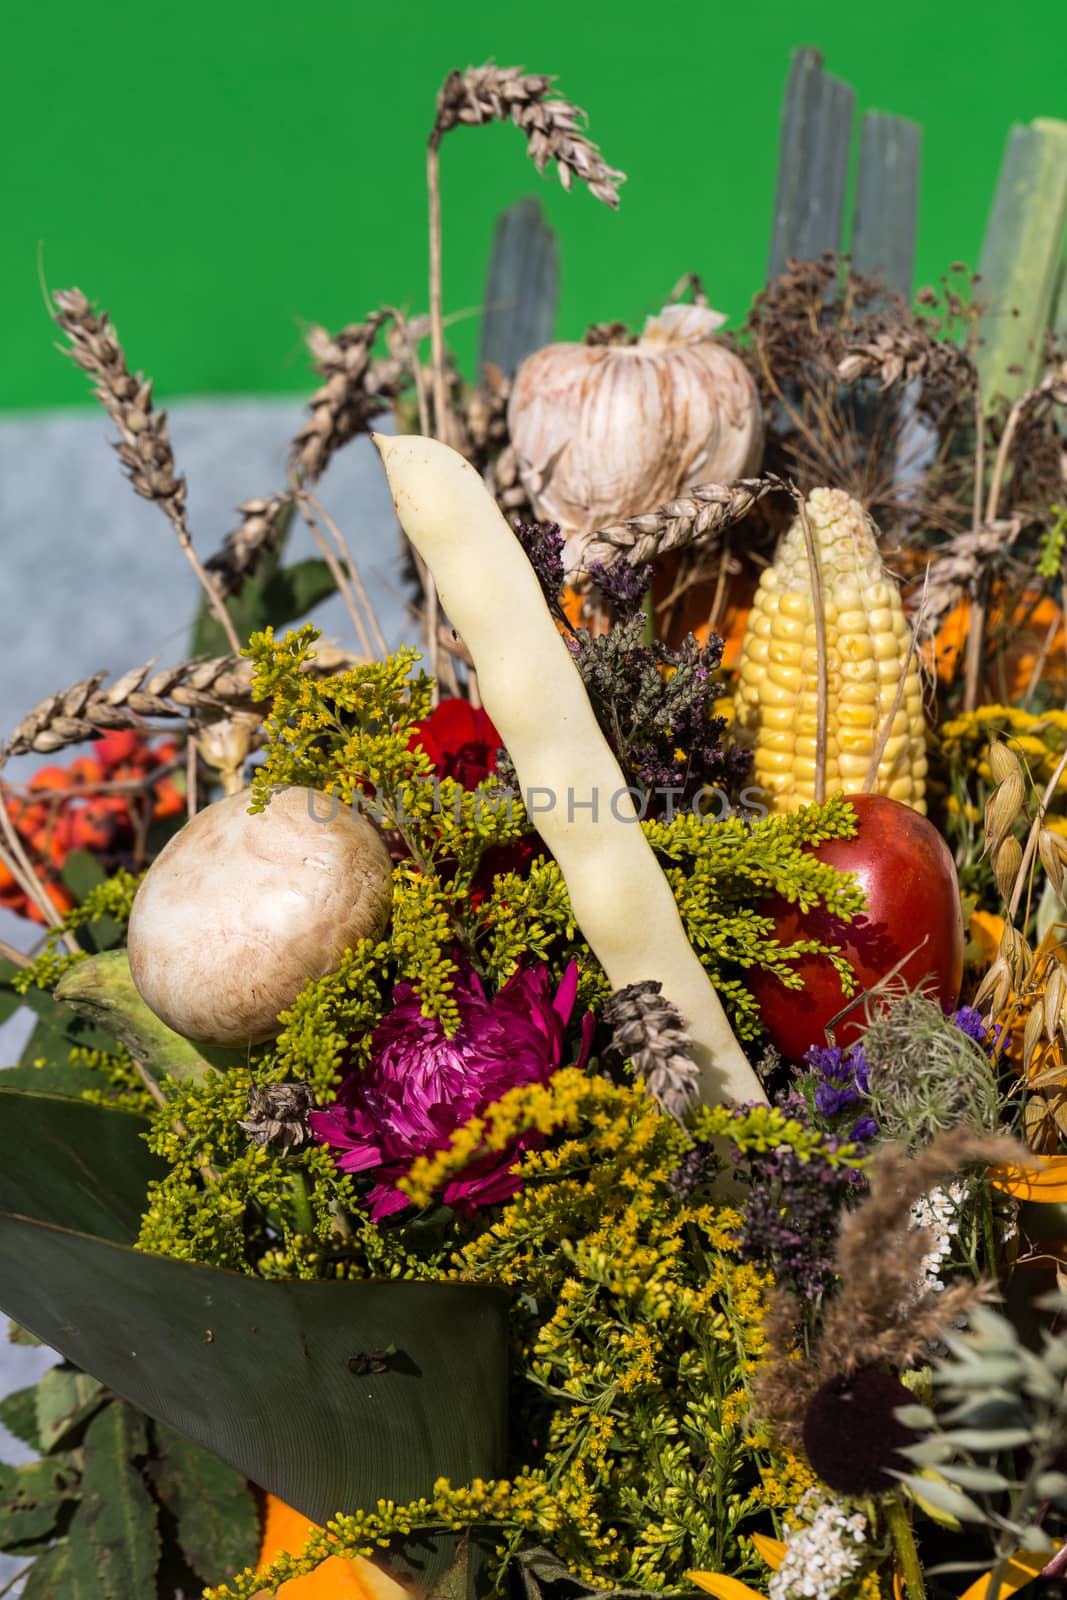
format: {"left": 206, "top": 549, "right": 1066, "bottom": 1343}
{"left": 127, "top": 786, "right": 393, "bottom": 1046}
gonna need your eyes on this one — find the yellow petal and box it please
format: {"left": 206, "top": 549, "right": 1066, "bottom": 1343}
{"left": 990, "top": 1157, "right": 1067, "bottom": 1202}
{"left": 957, "top": 1546, "right": 1059, "bottom": 1600}
{"left": 750, "top": 1534, "right": 786, "bottom": 1571}
{"left": 688, "top": 1573, "right": 766, "bottom": 1600}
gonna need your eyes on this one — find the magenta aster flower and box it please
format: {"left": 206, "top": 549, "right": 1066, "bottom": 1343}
{"left": 310, "top": 961, "right": 588, "bottom": 1219}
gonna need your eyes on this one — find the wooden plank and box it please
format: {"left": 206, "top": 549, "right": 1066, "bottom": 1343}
{"left": 792, "top": 71, "right": 856, "bottom": 266}
{"left": 767, "top": 47, "right": 826, "bottom": 279}
{"left": 851, "top": 111, "right": 921, "bottom": 297}
{"left": 478, "top": 195, "right": 559, "bottom": 378}
{"left": 976, "top": 117, "right": 1067, "bottom": 406}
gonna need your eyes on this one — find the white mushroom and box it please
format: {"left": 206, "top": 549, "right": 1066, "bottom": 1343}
{"left": 127, "top": 786, "right": 393, "bottom": 1046}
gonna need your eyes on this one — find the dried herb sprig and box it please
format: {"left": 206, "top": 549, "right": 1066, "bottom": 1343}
{"left": 754, "top": 1127, "right": 1023, "bottom": 1453}
{"left": 602, "top": 980, "right": 701, "bottom": 1120}
{"left": 52, "top": 288, "right": 241, "bottom": 656}
{"left": 581, "top": 475, "right": 786, "bottom": 571}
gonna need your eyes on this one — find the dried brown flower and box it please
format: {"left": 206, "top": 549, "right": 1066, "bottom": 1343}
{"left": 582, "top": 475, "right": 787, "bottom": 571}
{"left": 240, "top": 1083, "right": 315, "bottom": 1151}
{"left": 430, "top": 64, "right": 625, "bottom": 208}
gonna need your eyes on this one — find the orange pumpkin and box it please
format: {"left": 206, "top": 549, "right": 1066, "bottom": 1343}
{"left": 254, "top": 1495, "right": 410, "bottom": 1600}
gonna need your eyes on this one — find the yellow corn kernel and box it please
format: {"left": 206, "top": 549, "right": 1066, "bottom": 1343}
{"left": 731, "top": 487, "right": 926, "bottom": 815}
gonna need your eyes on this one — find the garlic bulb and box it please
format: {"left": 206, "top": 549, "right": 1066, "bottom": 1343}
{"left": 508, "top": 304, "right": 764, "bottom": 573}
{"left": 128, "top": 786, "right": 393, "bottom": 1046}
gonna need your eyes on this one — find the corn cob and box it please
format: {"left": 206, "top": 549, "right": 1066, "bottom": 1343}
{"left": 733, "top": 487, "right": 926, "bottom": 814}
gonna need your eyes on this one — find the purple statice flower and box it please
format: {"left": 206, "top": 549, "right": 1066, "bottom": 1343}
{"left": 805, "top": 1042, "right": 871, "bottom": 1121}
{"left": 311, "top": 961, "right": 590, "bottom": 1220}
{"left": 951, "top": 1004, "right": 1007, "bottom": 1055}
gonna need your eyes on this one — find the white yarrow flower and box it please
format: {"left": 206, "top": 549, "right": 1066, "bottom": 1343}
{"left": 768, "top": 1490, "right": 868, "bottom": 1600}
{"left": 909, "top": 1181, "right": 965, "bottom": 1292}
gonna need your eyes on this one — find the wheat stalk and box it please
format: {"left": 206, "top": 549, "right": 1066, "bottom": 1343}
{"left": 581, "top": 475, "right": 786, "bottom": 570}
{"left": 52, "top": 289, "right": 242, "bottom": 656}
{"left": 289, "top": 312, "right": 413, "bottom": 484}
{"left": 205, "top": 493, "right": 295, "bottom": 598}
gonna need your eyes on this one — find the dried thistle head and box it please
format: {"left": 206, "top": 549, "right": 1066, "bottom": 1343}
{"left": 861, "top": 988, "right": 1002, "bottom": 1151}
{"left": 430, "top": 63, "right": 625, "bottom": 208}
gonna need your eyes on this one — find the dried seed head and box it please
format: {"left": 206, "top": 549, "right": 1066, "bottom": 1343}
{"left": 1023, "top": 1002, "right": 1045, "bottom": 1067}
{"left": 988, "top": 740, "right": 1024, "bottom": 786}
{"left": 984, "top": 772, "right": 1026, "bottom": 856}
{"left": 1039, "top": 828, "right": 1067, "bottom": 897}
{"left": 993, "top": 834, "right": 1024, "bottom": 901}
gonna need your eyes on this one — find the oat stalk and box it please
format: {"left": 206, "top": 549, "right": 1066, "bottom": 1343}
{"left": 52, "top": 289, "right": 241, "bottom": 656}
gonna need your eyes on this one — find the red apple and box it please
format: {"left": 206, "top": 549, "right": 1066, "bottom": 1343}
{"left": 747, "top": 794, "right": 964, "bottom": 1061}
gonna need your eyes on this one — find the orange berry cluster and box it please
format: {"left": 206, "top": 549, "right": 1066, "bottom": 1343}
{"left": 1, "top": 730, "right": 183, "bottom": 923}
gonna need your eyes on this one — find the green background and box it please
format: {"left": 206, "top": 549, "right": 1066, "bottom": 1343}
{"left": 2, "top": 0, "right": 1065, "bottom": 411}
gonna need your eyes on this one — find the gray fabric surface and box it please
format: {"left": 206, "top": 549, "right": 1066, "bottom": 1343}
{"left": 0, "top": 399, "right": 408, "bottom": 1589}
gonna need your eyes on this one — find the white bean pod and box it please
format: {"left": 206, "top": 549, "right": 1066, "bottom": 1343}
{"left": 373, "top": 431, "right": 766, "bottom": 1107}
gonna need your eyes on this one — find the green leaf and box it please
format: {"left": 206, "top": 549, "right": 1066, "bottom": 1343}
{"left": 900, "top": 1472, "right": 988, "bottom": 1523}
{"left": 35, "top": 1367, "right": 106, "bottom": 1454}
{"left": 261, "top": 558, "right": 338, "bottom": 625}
{"left": 936, "top": 1461, "right": 1013, "bottom": 1493}
{"left": 0, "top": 1460, "right": 78, "bottom": 1549}
{"left": 0, "top": 1385, "right": 41, "bottom": 1453}
{"left": 0, "top": 1096, "right": 508, "bottom": 1529}
{"left": 151, "top": 1422, "right": 260, "bottom": 1585}
{"left": 19, "top": 1540, "right": 94, "bottom": 1600}
{"left": 78, "top": 1402, "right": 160, "bottom": 1593}
{"left": 59, "top": 854, "right": 122, "bottom": 953}
{"left": 0, "top": 1091, "right": 162, "bottom": 1243}
{"left": 54, "top": 950, "right": 232, "bottom": 1083}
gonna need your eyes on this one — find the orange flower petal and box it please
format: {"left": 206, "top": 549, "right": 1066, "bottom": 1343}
{"left": 750, "top": 1534, "right": 786, "bottom": 1570}
{"left": 957, "top": 1544, "right": 1060, "bottom": 1600}
{"left": 688, "top": 1575, "right": 766, "bottom": 1600}
{"left": 990, "top": 1158, "right": 1067, "bottom": 1202}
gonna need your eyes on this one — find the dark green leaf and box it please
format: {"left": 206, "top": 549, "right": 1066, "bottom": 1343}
{"left": 78, "top": 1403, "right": 160, "bottom": 1592}
{"left": 0, "top": 1058, "right": 98, "bottom": 1097}
{"left": 19, "top": 1541, "right": 87, "bottom": 1600}
{"left": 0, "top": 1460, "right": 78, "bottom": 1549}
{"left": 0, "top": 1385, "right": 40, "bottom": 1454}
{"left": 261, "top": 558, "right": 338, "bottom": 626}
{"left": 59, "top": 855, "right": 122, "bottom": 953}
{"left": 152, "top": 1422, "right": 260, "bottom": 1585}
{"left": 0, "top": 1092, "right": 162, "bottom": 1243}
{"left": 35, "top": 1367, "right": 106, "bottom": 1454}
{"left": 0, "top": 1095, "right": 508, "bottom": 1525}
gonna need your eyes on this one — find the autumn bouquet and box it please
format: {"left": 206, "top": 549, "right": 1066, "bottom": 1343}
{"left": 4, "top": 50, "right": 1067, "bottom": 1600}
